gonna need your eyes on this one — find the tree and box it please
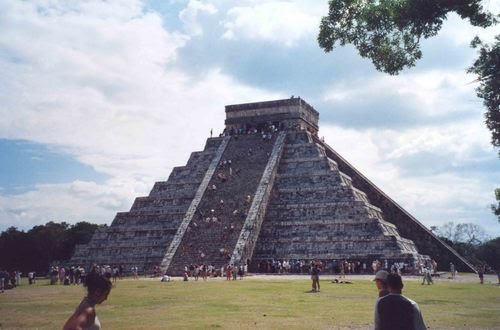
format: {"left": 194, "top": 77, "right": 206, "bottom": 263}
{"left": 434, "top": 221, "right": 486, "bottom": 245}
{"left": 318, "top": 0, "right": 496, "bottom": 74}
{"left": 62, "top": 221, "right": 101, "bottom": 260}
{"left": 468, "top": 36, "right": 500, "bottom": 154}
{"left": 432, "top": 221, "right": 491, "bottom": 266}
{"left": 491, "top": 188, "right": 500, "bottom": 222}
{"left": 0, "top": 221, "right": 100, "bottom": 274}
{"left": 318, "top": 0, "right": 499, "bottom": 217}
{"left": 0, "top": 227, "right": 31, "bottom": 272}
{"left": 477, "top": 237, "right": 500, "bottom": 270}
{"left": 28, "top": 222, "right": 69, "bottom": 273}
{"left": 433, "top": 222, "right": 499, "bottom": 270}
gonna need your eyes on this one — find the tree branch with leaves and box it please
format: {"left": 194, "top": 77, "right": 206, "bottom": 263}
{"left": 318, "top": 0, "right": 499, "bottom": 219}
{"left": 318, "top": 0, "right": 496, "bottom": 74}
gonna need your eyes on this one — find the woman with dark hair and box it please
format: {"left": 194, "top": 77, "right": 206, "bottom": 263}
{"left": 63, "top": 271, "right": 112, "bottom": 330}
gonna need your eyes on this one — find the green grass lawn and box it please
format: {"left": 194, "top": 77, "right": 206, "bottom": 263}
{"left": 1, "top": 275, "right": 499, "bottom": 329}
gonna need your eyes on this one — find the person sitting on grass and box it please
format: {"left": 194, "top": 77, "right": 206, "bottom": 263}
{"left": 63, "top": 271, "right": 112, "bottom": 330}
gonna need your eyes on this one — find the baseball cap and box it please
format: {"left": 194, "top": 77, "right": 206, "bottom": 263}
{"left": 373, "top": 270, "right": 389, "bottom": 282}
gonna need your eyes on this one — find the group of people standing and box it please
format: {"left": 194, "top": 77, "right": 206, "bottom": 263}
{"left": 61, "top": 259, "right": 496, "bottom": 329}
{"left": 49, "top": 266, "right": 86, "bottom": 285}
{"left": 0, "top": 269, "right": 21, "bottom": 292}
{"left": 182, "top": 263, "right": 247, "bottom": 281}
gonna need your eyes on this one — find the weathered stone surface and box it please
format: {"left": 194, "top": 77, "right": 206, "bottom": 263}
{"left": 70, "top": 137, "right": 224, "bottom": 271}
{"left": 251, "top": 130, "right": 421, "bottom": 266}
{"left": 70, "top": 98, "right": 473, "bottom": 274}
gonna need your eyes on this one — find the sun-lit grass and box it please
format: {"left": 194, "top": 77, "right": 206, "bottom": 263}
{"left": 0, "top": 275, "right": 499, "bottom": 329}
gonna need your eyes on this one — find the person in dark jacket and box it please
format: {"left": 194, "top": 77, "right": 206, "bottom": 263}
{"left": 374, "top": 273, "right": 426, "bottom": 330}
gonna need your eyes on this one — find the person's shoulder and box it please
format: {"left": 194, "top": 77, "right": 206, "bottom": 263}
{"left": 378, "top": 293, "right": 407, "bottom": 304}
{"left": 63, "top": 304, "right": 95, "bottom": 330}
{"left": 375, "top": 294, "right": 390, "bottom": 305}
{"left": 76, "top": 299, "right": 96, "bottom": 314}
{"left": 376, "top": 294, "right": 390, "bottom": 301}
{"left": 401, "top": 295, "right": 418, "bottom": 305}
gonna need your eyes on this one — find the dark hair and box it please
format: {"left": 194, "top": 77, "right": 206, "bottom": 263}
{"left": 386, "top": 273, "right": 404, "bottom": 291}
{"left": 84, "top": 271, "right": 112, "bottom": 294}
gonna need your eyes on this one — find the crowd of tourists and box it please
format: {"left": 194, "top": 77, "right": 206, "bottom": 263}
{"left": 3, "top": 257, "right": 495, "bottom": 329}
{"left": 218, "top": 122, "right": 282, "bottom": 138}
{"left": 187, "top": 157, "right": 253, "bottom": 238}
{"left": 48, "top": 265, "right": 86, "bottom": 285}
{"left": 253, "top": 258, "right": 434, "bottom": 276}
{"left": 182, "top": 263, "right": 247, "bottom": 281}
{"left": 46, "top": 264, "right": 131, "bottom": 287}
{"left": 181, "top": 130, "right": 276, "bottom": 271}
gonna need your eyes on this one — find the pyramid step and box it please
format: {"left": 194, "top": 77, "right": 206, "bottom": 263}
{"left": 160, "top": 136, "right": 231, "bottom": 272}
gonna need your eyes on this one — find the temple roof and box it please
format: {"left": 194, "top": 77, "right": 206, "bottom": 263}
{"left": 224, "top": 97, "right": 319, "bottom": 134}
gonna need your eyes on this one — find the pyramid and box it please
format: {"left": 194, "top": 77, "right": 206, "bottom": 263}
{"left": 70, "top": 98, "right": 473, "bottom": 274}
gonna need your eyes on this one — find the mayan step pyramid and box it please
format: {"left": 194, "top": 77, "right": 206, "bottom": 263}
{"left": 70, "top": 98, "right": 473, "bottom": 274}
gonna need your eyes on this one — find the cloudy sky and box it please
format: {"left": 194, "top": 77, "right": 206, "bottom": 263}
{"left": 1, "top": 0, "right": 499, "bottom": 238}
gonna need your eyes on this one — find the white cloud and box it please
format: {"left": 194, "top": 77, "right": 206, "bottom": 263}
{"left": 0, "top": 0, "right": 498, "bottom": 240}
{"left": 438, "top": 8, "right": 500, "bottom": 46}
{"left": 0, "top": 181, "right": 128, "bottom": 229}
{"left": 179, "top": 0, "right": 218, "bottom": 36}
{"left": 221, "top": 1, "right": 324, "bottom": 46}
{"left": 319, "top": 121, "right": 500, "bottom": 237}
{"left": 0, "top": 0, "right": 279, "bottom": 230}
{"left": 380, "top": 120, "right": 491, "bottom": 161}
{"left": 323, "top": 69, "right": 479, "bottom": 118}
{"left": 0, "top": 0, "right": 276, "bottom": 175}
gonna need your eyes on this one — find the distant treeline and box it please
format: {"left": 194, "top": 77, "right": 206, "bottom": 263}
{"left": 0, "top": 221, "right": 102, "bottom": 275}
{"left": 0, "top": 221, "right": 499, "bottom": 275}
{"left": 440, "top": 237, "right": 500, "bottom": 272}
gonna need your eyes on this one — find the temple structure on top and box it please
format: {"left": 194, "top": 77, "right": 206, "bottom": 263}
{"left": 225, "top": 98, "right": 319, "bottom": 135}
{"left": 70, "top": 98, "right": 473, "bottom": 275}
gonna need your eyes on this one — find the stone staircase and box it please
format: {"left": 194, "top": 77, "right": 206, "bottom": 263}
{"left": 251, "top": 131, "right": 423, "bottom": 269}
{"left": 230, "top": 131, "right": 286, "bottom": 266}
{"left": 69, "top": 137, "right": 224, "bottom": 272}
{"left": 165, "top": 133, "right": 279, "bottom": 275}
{"left": 160, "top": 136, "right": 230, "bottom": 271}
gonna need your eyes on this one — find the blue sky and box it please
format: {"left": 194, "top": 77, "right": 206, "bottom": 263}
{"left": 0, "top": 0, "right": 499, "bottom": 238}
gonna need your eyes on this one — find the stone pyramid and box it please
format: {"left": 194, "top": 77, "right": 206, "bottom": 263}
{"left": 70, "top": 98, "right": 473, "bottom": 274}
